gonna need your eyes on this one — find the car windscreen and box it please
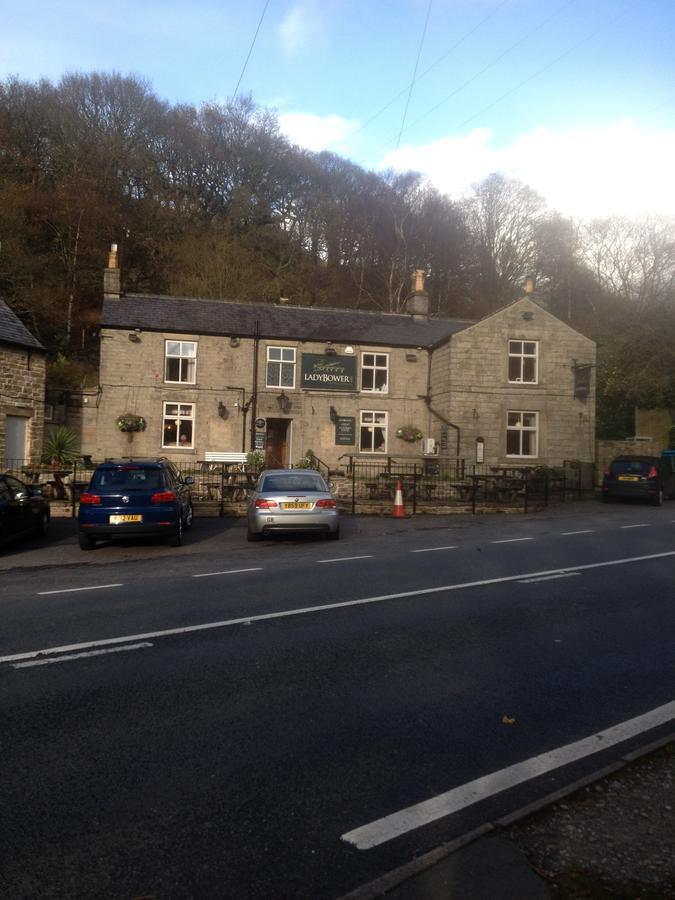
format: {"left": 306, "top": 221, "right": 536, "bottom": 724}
{"left": 609, "top": 459, "right": 655, "bottom": 477}
{"left": 91, "top": 467, "right": 164, "bottom": 490}
{"left": 260, "top": 474, "right": 326, "bottom": 493}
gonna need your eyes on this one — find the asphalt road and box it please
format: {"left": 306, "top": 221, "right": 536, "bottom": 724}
{"left": 1, "top": 502, "right": 674, "bottom": 898}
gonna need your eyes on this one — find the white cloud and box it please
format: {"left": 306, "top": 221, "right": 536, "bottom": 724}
{"left": 278, "top": 2, "right": 324, "bottom": 56}
{"left": 380, "top": 121, "right": 675, "bottom": 218}
{"left": 279, "top": 112, "right": 359, "bottom": 153}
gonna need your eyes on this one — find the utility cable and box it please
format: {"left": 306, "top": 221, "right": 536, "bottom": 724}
{"left": 396, "top": 0, "right": 433, "bottom": 150}
{"left": 233, "top": 0, "right": 271, "bottom": 99}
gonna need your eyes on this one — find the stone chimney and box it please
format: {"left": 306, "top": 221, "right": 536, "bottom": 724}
{"left": 103, "top": 243, "right": 121, "bottom": 299}
{"left": 405, "top": 268, "right": 429, "bottom": 317}
{"left": 523, "top": 274, "right": 535, "bottom": 295}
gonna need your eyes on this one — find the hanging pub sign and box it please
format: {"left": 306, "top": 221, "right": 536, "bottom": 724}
{"left": 300, "top": 354, "right": 357, "bottom": 391}
{"left": 335, "top": 416, "right": 356, "bottom": 446}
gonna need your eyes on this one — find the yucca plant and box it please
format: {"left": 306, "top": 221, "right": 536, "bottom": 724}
{"left": 42, "top": 426, "right": 80, "bottom": 467}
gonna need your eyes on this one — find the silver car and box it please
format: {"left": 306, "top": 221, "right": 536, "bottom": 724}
{"left": 247, "top": 469, "right": 339, "bottom": 541}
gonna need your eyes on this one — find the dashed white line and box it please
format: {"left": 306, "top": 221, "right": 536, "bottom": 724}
{"left": 317, "top": 555, "right": 373, "bottom": 564}
{"left": 341, "top": 698, "right": 675, "bottom": 849}
{"left": 12, "top": 643, "right": 152, "bottom": 669}
{"left": 560, "top": 530, "right": 595, "bottom": 536}
{"left": 37, "top": 583, "right": 123, "bottom": 596}
{"left": 3, "top": 550, "right": 674, "bottom": 667}
{"left": 620, "top": 524, "right": 650, "bottom": 529}
{"left": 492, "top": 537, "right": 533, "bottom": 544}
{"left": 192, "top": 568, "right": 263, "bottom": 578}
{"left": 411, "top": 546, "right": 458, "bottom": 553}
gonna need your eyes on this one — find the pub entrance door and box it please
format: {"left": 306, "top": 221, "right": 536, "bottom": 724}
{"left": 265, "top": 419, "right": 290, "bottom": 469}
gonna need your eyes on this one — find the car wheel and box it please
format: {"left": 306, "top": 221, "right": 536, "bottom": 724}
{"left": 78, "top": 532, "right": 96, "bottom": 551}
{"left": 328, "top": 526, "right": 340, "bottom": 540}
{"left": 184, "top": 502, "right": 194, "bottom": 529}
{"left": 36, "top": 510, "right": 50, "bottom": 538}
{"left": 168, "top": 516, "right": 183, "bottom": 547}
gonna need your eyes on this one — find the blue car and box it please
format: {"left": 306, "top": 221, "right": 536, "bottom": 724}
{"left": 77, "top": 458, "right": 193, "bottom": 550}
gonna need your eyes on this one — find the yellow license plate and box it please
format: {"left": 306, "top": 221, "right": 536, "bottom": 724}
{"left": 281, "top": 502, "right": 311, "bottom": 509}
{"left": 109, "top": 514, "right": 143, "bottom": 524}
{"left": 618, "top": 475, "right": 640, "bottom": 482}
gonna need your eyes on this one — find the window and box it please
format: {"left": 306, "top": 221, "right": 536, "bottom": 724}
{"left": 165, "top": 341, "right": 197, "bottom": 384}
{"left": 508, "top": 340, "right": 538, "bottom": 383}
{"left": 162, "top": 402, "right": 195, "bottom": 448}
{"left": 360, "top": 410, "right": 387, "bottom": 453}
{"left": 506, "top": 411, "right": 538, "bottom": 457}
{"left": 266, "top": 346, "right": 296, "bottom": 388}
{"left": 361, "top": 352, "right": 389, "bottom": 393}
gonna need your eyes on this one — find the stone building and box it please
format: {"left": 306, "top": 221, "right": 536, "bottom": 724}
{"left": 0, "top": 298, "right": 47, "bottom": 467}
{"left": 86, "top": 248, "right": 595, "bottom": 470}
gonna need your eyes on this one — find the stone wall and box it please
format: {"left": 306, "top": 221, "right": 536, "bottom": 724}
{"left": 0, "top": 344, "right": 46, "bottom": 464}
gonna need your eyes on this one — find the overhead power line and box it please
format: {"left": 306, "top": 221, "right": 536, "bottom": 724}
{"left": 396, "top": 0, "right": 433, "bottom": 150}
{"left": 233, "top": 0, "right": 271, "bottom": 100}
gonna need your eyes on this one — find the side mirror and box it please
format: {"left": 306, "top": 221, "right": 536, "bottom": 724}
{"left": 328, "top": 481, "right": 335, "bottom": 492}
{"left": 183, "top": 476, "right": 194, "bottom": 485}
{"left": 29, "top": 486, "right": 44, "bottom": 498}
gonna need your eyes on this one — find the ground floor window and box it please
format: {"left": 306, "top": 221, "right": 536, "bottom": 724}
{"left": 162, "top": 402, "right": 195, "bottom": 448}
{"left": 506, "top": 410, "right": 538, "bottom": 457}
{"left": 360, "top": 410, "right": 387, "bottom": 453}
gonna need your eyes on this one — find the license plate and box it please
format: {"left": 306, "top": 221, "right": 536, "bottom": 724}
{"left": 109, "top": 514, "right": 143, "bottom": 524}
{"left": 617, "top": 475, "right": 640, "bottom": 482}
{"left": 281, "top": 502, "right": 311, "bottom": 509}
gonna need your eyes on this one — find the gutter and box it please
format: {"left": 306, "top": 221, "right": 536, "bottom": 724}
{"left": 423, "top": 349, "right": 461, "bottom": 458}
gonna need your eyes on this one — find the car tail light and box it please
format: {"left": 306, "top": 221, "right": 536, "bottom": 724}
{"left": 647, "top": 466, "right": 658, "bottom": 479}
{"left": 151, "top": 491, "right": 177, "bottom": 504}
{"left": 315, "top": 498, "right": 337, "bottom": 508}
{"left": 255, "top": 499, "right": 278, "bottom": 509}
{"left": 79, "top": 492, "right": 101, "bottom": 505}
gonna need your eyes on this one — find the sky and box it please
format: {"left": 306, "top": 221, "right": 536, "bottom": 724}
{"left": 3, "top": 0, "right": 675, "bottom": 219}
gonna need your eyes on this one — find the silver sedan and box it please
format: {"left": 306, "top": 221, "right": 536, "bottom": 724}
{"left": 246, "top": 469, "right": 340, "bottom": 541}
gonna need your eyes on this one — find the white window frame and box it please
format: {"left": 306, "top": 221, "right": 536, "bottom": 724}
{"left": 360, "top": 352, "right": 389, "bottom": 394}
{"left": 266, "top": 346, "right": 296, "bottom": 389}
{"left": 162, "top": 402, "right": 195, "bottom": 449}
{"left": 508, "top": 340, "right": 538, "bottom": 384}
{"left": 506, "top": 410, "right": 538, "bottom": 458}
{"left": 359, "top": 410, "right": 388, "bottom": 454}
{"left": 165, "top": 340, "right": 197, "bottom": 384}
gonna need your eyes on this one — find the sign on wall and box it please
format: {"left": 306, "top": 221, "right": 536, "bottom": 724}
{"left": 254, "top": 431, "right": 265, "bottom": 450}
{"left": 335, "top": 416, "right": 356, "bottom": 446}
{"left": 300, "top": 354, "right": 357, "bottom": 392}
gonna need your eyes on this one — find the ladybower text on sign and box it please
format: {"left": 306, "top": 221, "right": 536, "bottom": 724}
{"left": 300, "top": 354, "right": 357, "bottom": 391}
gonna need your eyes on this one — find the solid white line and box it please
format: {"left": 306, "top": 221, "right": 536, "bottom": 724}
{"left": 341, "top": 698, "right": 675, "bottom": 849}
{"left": 317, "top": 555, "right": 373, "bottom": 563}
{"left": 37, "top": 583, "right": 123, "bottom": 596}
{"left": 621, "top": 524, "right": 650, "bottom": 529}
{"left": 518, "top": 572, "right": 580, "bottom": 584}
{"left": 192, "top": 568, "right": 263, "bottom": 578}
{"left": 492, "top": 538, "right": 533, "bottom": 544}
{"left": 12, "top": 643, "right": 152, "bottom": 669}
{"left": 560, "top": 530, "right": 595, "bottom": 536}
{"left": 2, "top": 549, "right": 673, "bottom": 666}
{"left": 411, "top": 546, "right": 458, "bottom": 553}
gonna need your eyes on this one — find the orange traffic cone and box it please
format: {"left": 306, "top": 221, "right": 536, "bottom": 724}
{"left": 392, "top": 480, "right": 406, "bottom": 518}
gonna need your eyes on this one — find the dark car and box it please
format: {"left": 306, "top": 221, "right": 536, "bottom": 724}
{"left": 77, "top": 458, "right": 193, "bottom": 550}
{"left": 0, "top": 473, "right": 50, "bottom": 546}
{"left": 601, "top": 455, "right": 675, "bottom": 506}
{"left": 246, "top": 468, "right": 339, "bottom": 541}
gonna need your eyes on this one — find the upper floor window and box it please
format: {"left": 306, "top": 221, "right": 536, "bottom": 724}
{"left": 360, "top": 410, "right": 387, "bottom": 453}
{"left": 267, "top": 346, "right": 296, "bottom": 388}
{"left": 162, "top": 402, "right": 194, "bottom": 448}
{"left": 165, "top": 341, "right": 197, "bottom": 384}
{"left": 361, "top": 352, "right": 389, "bottom": 393}
{"left": 508, "top": 340, "right": 538, "bottom": 384}
{"left": 506, "top": 410, "right": 538, "bottom": 457}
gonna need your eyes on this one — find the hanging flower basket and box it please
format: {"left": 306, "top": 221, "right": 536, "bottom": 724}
{"left": 116, "top": 414, "right": 146, "bottom": 433}
{"left": 395, "top": 425, "right": 423, "bottom": 443}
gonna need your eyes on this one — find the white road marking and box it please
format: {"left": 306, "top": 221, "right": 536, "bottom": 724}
{"left": 621, "top": 524, "right": 650, "bottom": 529}
{"left": 341, "top": 698, "right": 675, "bottom": 849}
{"left": 518, "top": 572, "right": 580, "bottom": 584}
{"left": 317, "top": 555, "right": 373, "bottom": 563}
{"left": 411, "top": 546, "right": 458, "bottom": 553}
{"left": 492, "top": 538, "right": 533, "bottom": 544}
{"left": 560, "top": 530, "right": 595, "bottom": 536}
{"left": 12, "top": 643, "right": 152, "bottom": 669}
{"left": 2, "top": 550, "right": 674, "bottom": 666}
{"left": 37, "top": 583, "right": 123, "bottom": 596}
{"left": 192, "top": 568, "right": 263, "bottom": 578}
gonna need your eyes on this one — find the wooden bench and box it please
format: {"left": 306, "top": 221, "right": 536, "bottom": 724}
{"left": 204, "top": 451, "right": 248, "bottom": 468}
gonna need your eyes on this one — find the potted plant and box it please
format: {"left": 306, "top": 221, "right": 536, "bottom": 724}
{"left": 116, "top": 414, "right": 146, "bottom": 433}
{"left": 395, "top": 425, "right": 423, "bottom": 443}
{"left": 246, "top": 450, "right": 265, "bottom": 471}
{"left": 42, "top": 426, "right": 80, "bottom": 468}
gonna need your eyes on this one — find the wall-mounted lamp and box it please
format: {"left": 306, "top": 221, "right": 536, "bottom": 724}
{"left": 325, "top": 343, "right": 337, "bottom": 356}
{"left": 329, "top": 405, "right": 339, "bottom": 424}
{"left": 128, "top": 329, "right": 141, "bottom": 343}
{"left": 218, "top": 401, "right": 229, "bottom": 419}
{"left": 229, "top": 336, "right": 240, "bottom": 348}
{"left": 277, "top": 390, "right": 291, "bottom": 412}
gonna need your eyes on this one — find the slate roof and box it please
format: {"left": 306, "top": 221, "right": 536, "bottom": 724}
{"left": 101, "top": 294, "right": 473, "bottom": 349}
{"left": 0, "top": 299, "right": 45, "bottom": 351}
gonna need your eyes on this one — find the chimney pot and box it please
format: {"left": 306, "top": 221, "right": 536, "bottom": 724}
{"left": 524, "top": 275, "right": 535, "bottom": 294}
{"left": 104, "top": 243, "right": 121, "bottom": 299}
